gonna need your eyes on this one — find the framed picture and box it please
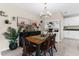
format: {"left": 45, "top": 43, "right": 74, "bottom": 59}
{"left": 16, "top": 17, "right": 31, "bottom": 26}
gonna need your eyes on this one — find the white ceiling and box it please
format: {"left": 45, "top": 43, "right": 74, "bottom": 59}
{"left": 11, "top": 3, "right": 79, "bottom": 17}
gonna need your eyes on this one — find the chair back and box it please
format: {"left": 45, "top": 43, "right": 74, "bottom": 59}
{"left": 21, "top": 36, "right": 30, "bottom": 46}
{"left": 51, "top": 34, "right": 56, "bottom": 45}
{"left": 51, "top": 34, "right": 56, "bottom": 40}
{"left": 23, "top": 36, "right": 37, "bottom": 48}
{"left": 42, "top": 35, "right": 52, "bottom": 48}
{"left": 45, "top": 34, "right": 56, "bottom": 44}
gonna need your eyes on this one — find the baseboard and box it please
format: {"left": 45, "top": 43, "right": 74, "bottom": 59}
{"left": 0, "top": 47, "right": 9, "bottom": 56}
{"left": 0, "top": 48, "right": 9, "bottom": 53}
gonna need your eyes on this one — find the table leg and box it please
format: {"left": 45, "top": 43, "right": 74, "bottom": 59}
{"left": 36, "top": 44, "right": 41, "bottom": 56}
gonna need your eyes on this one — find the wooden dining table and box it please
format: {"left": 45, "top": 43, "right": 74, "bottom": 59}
{"left": 25, "top": 35, "right": 47, "bottom": 56}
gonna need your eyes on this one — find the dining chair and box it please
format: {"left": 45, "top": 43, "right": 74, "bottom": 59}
{"left": 48, "top": 34, "right": 57, "bottom": 56}
{"left": 40, "top": 34, "right": 57, "bottom": 56}
{"left": 40, "top": 35, "right": 52, "bottom": 56}
{"left": 51, "top": 34, "right": 57, "bottom": 52}
{"left": 22, "top": 37, "right": 36, "bottom": 56}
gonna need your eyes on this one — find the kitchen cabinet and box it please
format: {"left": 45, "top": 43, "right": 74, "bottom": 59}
{"left": 64, "top": 31, "right": 79, "bottom": 40}
{"left": 64, "top": 16, "right": 79, "bottom": 26}
{"left": 64, "top": 16, "right": 79, "bottom": 40}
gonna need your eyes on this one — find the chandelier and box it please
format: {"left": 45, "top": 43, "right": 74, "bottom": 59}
{"left": 40, "top": 3, "right": 52, "bottom": 18}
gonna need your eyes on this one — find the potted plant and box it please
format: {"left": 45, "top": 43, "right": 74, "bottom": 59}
{"left": 3, "top": 26, "right": 22, "bottom": 50}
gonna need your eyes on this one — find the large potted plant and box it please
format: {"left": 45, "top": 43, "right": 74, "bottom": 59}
{"left": 3, "top": 26, "right": 22, "bottom": 50}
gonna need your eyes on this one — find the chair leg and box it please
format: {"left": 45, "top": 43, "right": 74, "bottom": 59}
{"left": 50, "top": 47, "right": 53, "bottom": 56}
{"left": 44, "top": 52, "right": 46, "bottom": 56}
{"left": 29, "top": 53, "right": 31, "bottom": 56}
{"left": 22, "top": 53, "right": 27, "bottom": 56}
{"left": 48, "top": 48, "right": 52, "bottom": 56}
{"left": 54, "top": 45, "right": 57, "bottom": 52}
{"left": 48, "top": 48, "right": 51, "bottom": 55}
{"left": 43, "top": 50, "right": 47, "bottom": 56}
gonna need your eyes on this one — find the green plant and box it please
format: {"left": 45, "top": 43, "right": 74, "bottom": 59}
{"left": 3, "top": 26, "right": 22, "bottom": 45}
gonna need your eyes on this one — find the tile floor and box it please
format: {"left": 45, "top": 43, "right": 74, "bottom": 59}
{"left": 63, "top": 39, "right": 79, "bottom": 56}
{"left": 1, "top": 39, "right": 79, "bottom": 56}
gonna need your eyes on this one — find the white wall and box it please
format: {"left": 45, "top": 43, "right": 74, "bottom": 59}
{"left": 0, "top": 4, "right": 39, "bottom": 52}
{"left": 64, "top": 16, "right": 79, "bottom": 39}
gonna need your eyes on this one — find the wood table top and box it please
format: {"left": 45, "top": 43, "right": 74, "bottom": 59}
{"left": 26, "top": 35, "right": 46, "bottom": 45}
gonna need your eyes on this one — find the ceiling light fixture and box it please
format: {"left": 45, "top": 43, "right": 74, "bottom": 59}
{"left": 40, "top": 3, "right": 52, "bottom": 18}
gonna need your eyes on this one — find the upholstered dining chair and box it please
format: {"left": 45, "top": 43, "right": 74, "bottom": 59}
{"left": 22, "top": 37, "right": 36, "bottom": 56}
{"left": 40, "top": 35, "right": 53, "bottom": 56}
{"left": 51, "top": 34, "right": 57, "bottom": 52}
{"left": 40, "top": 34, "right": 57, "bottom": 56}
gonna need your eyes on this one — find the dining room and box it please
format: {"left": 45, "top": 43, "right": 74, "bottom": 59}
{"left": 1, "top": 3, "right": 79, "bottom": 56}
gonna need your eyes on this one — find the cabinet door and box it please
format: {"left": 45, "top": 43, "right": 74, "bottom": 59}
{"left": 64, "top": 16, "right": 79, "bottom": 26}
{"left": 64, "top": 31, "right": 79, "bottom": 39}
{"left": 69, "top": 31, "right": 79, "bottom": 39}
{"left": 64, "top": 31, "right": 70, "bottom": 38}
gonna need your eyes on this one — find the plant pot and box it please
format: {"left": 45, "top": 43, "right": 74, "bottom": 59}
{"left": 9, "top": 43, "right": 18, "bottom": 50}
